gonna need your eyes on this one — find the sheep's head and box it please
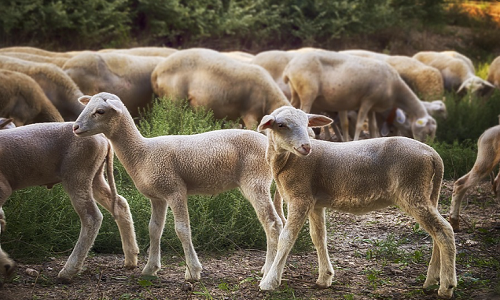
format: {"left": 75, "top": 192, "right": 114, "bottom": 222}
{"left": 258, "top": 106, "right": 332, "bottom": 156}
{"left": 73, "top": 92, "right": 125, "bottom": 137}
{"left": 411, "top": 116, "right": 437, "bottom": 143}
{"left": 457, "top": 76, "right": 496, "bottom": 96}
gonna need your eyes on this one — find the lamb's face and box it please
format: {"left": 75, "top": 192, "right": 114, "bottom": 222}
{"left": 259, "top": 106, "right": 332, "bottom": 156}
{"left": 73, "top": 92, "right": 123, "bottom": 137}
{"left": 412, "top": 116, "right": 437, "bottom": 143}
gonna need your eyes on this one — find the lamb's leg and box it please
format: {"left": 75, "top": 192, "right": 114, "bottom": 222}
{"left": 353, "top": 103, "right": 373, "bottom": 141}
{"left": 308, "top": 207, "right": 334, "bottom": 288}
{"left": 58, "top": 183, "right": 103, "bottom": 282}
{"left": 0, "top": 182, "right": 16, "bottom": 282}
{"left": 273, "top": 190, "right": 286, "bottom": 226}
{"left": 92, "top": 173, "right": 139, "bottom": 269}
{"left": 259, "top": 201, "right": 311, "bottom": 290}
{"left": 338, "top": 111, "right": 350, "bottom": 142}
{"left": 240, "top": 183, "right": 283, "bottom": 278}
{"left": 169, "top": 196, "right": 202, "bottom": 281}
{"left": 142, "top": 198, "right": 168, "bottom": 276}
{"left": 413, "top": 207, "right": 456, "bottom": 299}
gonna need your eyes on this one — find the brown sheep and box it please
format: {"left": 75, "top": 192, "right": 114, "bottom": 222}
{"left": 0, "top": 70, "right": 64, "bottom": 125}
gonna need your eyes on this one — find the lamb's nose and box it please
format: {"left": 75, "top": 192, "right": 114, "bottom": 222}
{"left": 302, "top": 144, "right": 311, "bottom": 154}
{"left": 73, "top": 124, "right": 79, "bottom": 132}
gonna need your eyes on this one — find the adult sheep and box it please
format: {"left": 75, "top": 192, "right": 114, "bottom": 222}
{"left": 341, "top": 49, "right": 444, "bottom": 100}
{"left": 0, "top": 70, "right": 64, "bottom": 125}
{"left": 0, "top": 55, "right": 84, "bottom": 120}
{"left": 63, "top": 52, "right": 165, "bottom": 118}
{"left": 0, "top": 46, "right": 74, "bottom": 58}
{"left": 251, "top": 50, "right": 296, "bottom": 100}
{"left": 450, "top": 125, "right": 500, "bottom": 231}
{"left": 0, "top": 118, "right": 15, "bottom": 130}
{"left": 0, "top": 52, "right": 69, "bottom": 68}
{"left": 98, "top": 46, "right": 177, "bottom": 57}
{"left": 487, "top": 55, "right": 500, "bottom": 88}
{"left": 151, "top": 48, "right": 291, "bottom": 129}
{"left": 0, "top": 122, "right": 139, "bottom": 283}
{"left": 413, "top": 51, "right": 495, "bottom": 96}
{"left": 73, "top": 92, "right": 283, "bottom": 282}
{"left": 283, "top": 50, "right": 437, "bottom": 142}
{"left": 257, "top": 106, "right": 456, "bottom": 299}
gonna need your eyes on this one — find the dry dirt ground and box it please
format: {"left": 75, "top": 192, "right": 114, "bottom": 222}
{"left": 0, "top": 180, "right": 499, "bottom": 300}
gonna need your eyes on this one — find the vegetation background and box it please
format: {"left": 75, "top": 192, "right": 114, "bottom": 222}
{"left": 0, "top": 1, "right": 499, "bottom": 295}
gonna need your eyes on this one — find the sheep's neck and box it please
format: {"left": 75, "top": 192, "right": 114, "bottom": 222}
{"left": 265, "top": 139, "right": 291, "bottom": 179}
{"left": 395, "top": 83, "right": 428, "bottom": 119}
{"left": 107, "top": 115, "right": 148, "bottom": 170}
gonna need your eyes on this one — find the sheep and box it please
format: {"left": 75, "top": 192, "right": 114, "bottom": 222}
{"left": 283, "top": 50, "right": 437, "bottom": 142}
{"left": 250, "top": 50, "right": 296, "bottom": 100}
{"left": 487, "top": 55, "right": 500, "bottom": 88}
{"left": 0, "top": 52, "right": 69, "bottom": 68}
{"left": 0, "top": 122, "right": 139, "bottom": 283}
{"left": 341, "top": 50, "right": 444, "bottom": 100}
{"left": 413, "top": 51, "right": 495, "bottom": 96}
{"left": 0, "top": 70, "right": 64, "bottom": 125}
{"left": 221, "top": 51, "right": 255, "bottom": 63}
{"left": 0, "top": 55, "right": 84, "bottom": 120}
{"left": 63, "top": 52, "right": 165, "bottom": 118}
{"left": 0, "top": 46, "right": 75, "bottom": 58}
{"left": 0, "top": 118, "right": 15, "bottom": 130}
{"left": 151, "top": 48, "right": 292, "bottom": 129}
{"left": 449, "top": 125, "right": 500, "bottom": 231}
{"left": 257, "top": 106, "right": 457, "bottom": 299}
{"left": 441, "top": 50, "right": 476, "bottom": 73}
{"left": 72, "top": 92, "right": 284, "bottom": 282}
{"left": 98, "top": 46, "right": 178, "bottom": 57}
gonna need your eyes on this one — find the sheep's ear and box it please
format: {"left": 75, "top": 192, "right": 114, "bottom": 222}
{"left": 395, "top": 109, "right": 406, "bottom": 124}
{"left": 307, "top": 114, "right": 332, "bottom": 127}
{"left": 0, "top": 118, "right": 13, "bottom": 129}
{"left": 258, "top": 115, "right": 275, "bottom": 132}
{"left": 106, "top": 99, "right": 123, "bottom": 112}
{"left": 415, "top": 117, "right": 428, "bottom": 127}
{"left": 78, "top": 95, "right": 92, "bottom": 105}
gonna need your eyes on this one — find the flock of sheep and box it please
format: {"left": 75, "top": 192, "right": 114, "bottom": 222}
{"left": 0, "top": 45, "right": 500, "bottom": 299}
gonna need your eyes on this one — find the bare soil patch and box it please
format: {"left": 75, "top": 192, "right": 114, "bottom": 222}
{"left": 1, "top": 180, "right": 499, "bottom": 300}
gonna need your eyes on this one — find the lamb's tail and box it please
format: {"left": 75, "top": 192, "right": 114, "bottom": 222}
{"left": 430, "top": 152, "right": 445, "bottom": 207}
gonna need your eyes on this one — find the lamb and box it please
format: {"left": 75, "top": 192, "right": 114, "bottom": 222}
{"left": 341, "top": 50, "right": 444, "bottom": 100}
{"left": 151, "top": 48, "right": 291, "bottom": 129}
{"left": 487, "top": 55, "right": 500, "bottom": 88}
{"left": 0, "top": 122, "right": 139, "bottom": 283}
{"left": 221, "top": 51, "right": 255, "bottom": 63}
{"left": 0, "top": 55, "right": 84, "bottom": 120}
{"left": 251, "top": 50, "right": 296, "bottom": 100}
{"left": 0, "top": 70, "right": 64, "bottom": 125}
{"left": 0, "top": 46, "right": 75, "bottom": 58}
{"left": 413, "top": 51, "right": 495, "bottom": 96}
{"left": 0, "top": 118, "right": 15, "bottom": 130}
{"left": 283, "top": 50, "right": 437, "bottom": 142}
{"left": 449, "top": 125, "right": 500, "bottom": 231}
{"left": 257, "top": 106, "right": 457, "bottom": 299}
{"left": 0, "top": 52, "right": 69, "bottom": 68}
{"left": 98, "top": 46, "right": 178, "bottom": 57}
{"left": 72, "top": 92, "right": 283, "bottom": 282}
{"left": 63, "top": 52, "right": 166, "bottom": 118}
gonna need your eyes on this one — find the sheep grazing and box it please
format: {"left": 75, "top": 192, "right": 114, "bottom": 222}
{"left": 0, "top": 118, "right": 15, "bottom": 130}
{"left": 251, "top": 50, "right": 296, "bottom": 100}
{"left": 221, "top": 51, "right": 255, "bottom": 63}
{"left": 63, "top": 52, "right": 165, "bottom": 118}
{"left": 450, "top": 125, "right": 500, "bottom": 231}
{"left": 98, "top": 46, "right": 178, "bottom": 57}
{"left": 283, "top": 50, "right": 437, "bottom": 142}
{"left": 0, "top": 69, "right": 64, "bottom": 125}
{"left": 0, "top": 122, "right": 139, "bottom": 283}
{"left": 487, "top": 55, "right": 500, "bottom": 88}
{"left": 0, "top": 46, "right": 74, "bottom": 58}
{"left": 73, "top": 92, "right": 283, "bottom": 282}
{"left": 257, "top": 106, "right": 456, "bottom": 298}
{"left": 413, "top": 51, "right": 495, "bottom": 96}
{"left": 0, "top": 55, "right": 84, "bottom": 120}
{"left": 151, "top": 48, "right": 291, "bottom": 129}
{"left": 341, "top": 50, "right": 444, "bottom": 100}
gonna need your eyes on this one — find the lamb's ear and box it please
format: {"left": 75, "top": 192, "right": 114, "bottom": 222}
{"left": 395, "top": 109, "right": 406, "bottom": 124}
{"left": 78, "top": 95, "right": 92, "bottom": 105}
{"left": 106, "top": 99, "right": 123, "bottom": 112}
{"left": 258, "top": 115, "right": 275, "bottom": 132}
{"left": 415, "top": 117, "right": 428, "bottom": 127}
{"left": 307, "top": 114, "right": 332, "bottom": 127}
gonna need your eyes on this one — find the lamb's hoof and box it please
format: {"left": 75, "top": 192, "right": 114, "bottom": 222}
{"left": 315, "top": 281, "right": 332, "bottom": 289}
{"left": 141, "top": 265, "right": 159, "bottom": 277}
{"left": 184, "top": 268, "right": 201, "bottom": 282}
{"left": 438, "top": 285, "right": 455, "bottom": 299}
{"left": 448, "top": 217, "right": 460, "bottom": 232}
{"left": 259, "top": 277, "right": 279, "bottom": 291}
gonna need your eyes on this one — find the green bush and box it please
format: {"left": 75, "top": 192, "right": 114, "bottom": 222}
{"left": 2, "top": 97, "right": 312, "bottom": 262}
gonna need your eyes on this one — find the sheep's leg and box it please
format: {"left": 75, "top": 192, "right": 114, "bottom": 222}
{"left": 413, "top": 207, "right": 456, "bottom": 299}
{"left": 0, "top": 181, "right": 15, "bottom": 281}
{"left": 353, "top": 103, "right": 373, "bottom": 141}
{"left": 368, "top": 111, "right": 380, "bottom": 138}
{"left": 308, "top": 207, "right": 334, "bottom": 288}
{"left": 142, "top": 198, "right": 168, "bottom": 276}
{"left": 92, "top": 173, "right": 139, "bottom": 269}
{"left": 169, "top": 198, "right": 202, "bottom": 281}
{"left": 273, "top": 189, "right": 286, "bottom": 225}
{"left": 338, "top": 111, "right": 350, "bottom": 142}
{"left": 241, "top": 183, "right": 283, "bottom": 278}
{"left": 259, "top": 201, "right": 311, "bottom": 290}
{"left": 58, "top": 183, "right": 103, "bottom": 282}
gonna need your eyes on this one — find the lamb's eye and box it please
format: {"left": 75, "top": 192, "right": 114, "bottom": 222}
{"left": 96, "top": 109, "right": 105, "bottom": 115}
{"left": 277, "top": 123, "right": 286, "bottom": 128}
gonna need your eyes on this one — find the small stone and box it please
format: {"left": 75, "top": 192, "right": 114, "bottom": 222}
{"left": 25, "top": 268, "right": 39, "bottom": 277}
{"left": 182, "top": 282, "right": 193, "bottom": 292}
